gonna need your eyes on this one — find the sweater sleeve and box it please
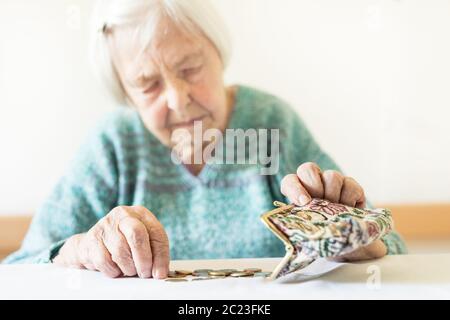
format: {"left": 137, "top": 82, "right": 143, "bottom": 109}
{"left": 2, "top": 118, "right": 119, "bottom": 264}
{"left": 267, "top": 100, "right": 407, "bottom": 255}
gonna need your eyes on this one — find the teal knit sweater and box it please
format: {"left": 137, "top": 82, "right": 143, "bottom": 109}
{"left": 3, "top": 85, "right": 407, "bottom": 264}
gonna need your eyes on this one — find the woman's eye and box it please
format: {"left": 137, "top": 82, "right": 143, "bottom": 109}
{"left": 143, "top": 81, "right": 160, "bottom": 94}
{"left": 183, "top": 65, "right": 202, "bottom": 78}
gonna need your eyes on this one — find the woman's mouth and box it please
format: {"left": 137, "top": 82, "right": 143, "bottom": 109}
{"left": 171, "top": 115, "right": 207, "bottom": 129}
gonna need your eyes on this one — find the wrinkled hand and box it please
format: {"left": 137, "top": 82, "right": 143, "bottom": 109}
{"left": 54, "top": 206, "right": 170, "bottom": 279}
{"left": 280, "top": 162, "right": 366, "bottom": 208}
{"left": 280, "top": 162, "right": 386, "bottom": 261}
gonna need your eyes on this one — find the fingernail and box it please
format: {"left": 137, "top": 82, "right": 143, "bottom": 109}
{"left": 154, "top": 269, "right": 166, "bottom": 279}
{"left": 298, "top": 195, "right": 311, "bottom": 206}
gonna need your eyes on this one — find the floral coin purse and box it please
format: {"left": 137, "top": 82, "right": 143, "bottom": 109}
{"left": 260, "top": 199, "right": 394, "bottom": 279}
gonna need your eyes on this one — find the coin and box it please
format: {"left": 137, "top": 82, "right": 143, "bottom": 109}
{"left": 168, "top": 271, "right": 186, "bottom": 278}
{"left": 192, "top": 271, "right": 210, "bottom": 277}
{"left": 175, "top": 270, "right": 192, "bottom": 276}
{"left": 209, "top": 275, "right": 227, "bottom": 279}
{"left": 191, "top": 277, "right": 213, "bottom": 281}
{"left": 229, "top": 272, "right": 254, "bottom": 277}
{"left": 165, "top": 278, "right": 188, "bottom": 282}
{"left": 216, "top": 269, "right": 237, "bottom": 276}
{"left": 208, "top": 271, "right": 228, "bottom": 276}
{"left": 193, "top": 269, "right": 213, "bottom": 273}
{"left": 167, "top": 267, "right": 270, "bottom": 280}
{"left": 243, "top": 268, "right": 262, "bottom": 273}
{"left": 253, "top": 272, "right": 272, "bottom": 277}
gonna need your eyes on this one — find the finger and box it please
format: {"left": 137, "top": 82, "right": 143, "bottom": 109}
{"left": 132, "top": 207, "right": 170, "bottom": 279}
{"left": 322, "top": 170, "right": 345, "bottom": 203}
{"left": 296, "top": 162, "right": 324, "bottom": 199}
{"left": 340, "top": 177, "right": 366, "bottom": 208}
{"left": 75, "top": 235, "right": 96, "bottom": 271}
{"left": 89, "top": 236, "right": 122, "bottom": 278}
{"left": 280, "top": 174, "right": 312, "bottom": 206}
{"left": 118, "top": 216, "right": 153, "bottom": 279}
{"left": 53, "top": 235, "right": 84, "bottom": 268}
{"left": 102, "top": 219, "right": 137, "bottom": 277}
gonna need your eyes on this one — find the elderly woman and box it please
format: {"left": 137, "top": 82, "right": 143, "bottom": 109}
{"left": 4, "top": 0, "right": 406, "bottom": 279}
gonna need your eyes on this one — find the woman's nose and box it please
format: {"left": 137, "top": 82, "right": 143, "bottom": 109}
{"left": 165, "top": 79, "right": 191, "bottom": 114}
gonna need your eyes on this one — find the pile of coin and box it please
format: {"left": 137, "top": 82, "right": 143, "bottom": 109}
{"left": 165, "top": 268, "right": 272, "bottom": 282}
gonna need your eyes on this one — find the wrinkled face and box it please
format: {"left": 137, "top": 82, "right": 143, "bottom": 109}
{"left": 108, "top": 20, "right": 232, "bottom": 153}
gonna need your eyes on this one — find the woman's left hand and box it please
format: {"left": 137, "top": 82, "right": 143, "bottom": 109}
{"left": 280, "top": 162, "right": 387, "bottom": 262}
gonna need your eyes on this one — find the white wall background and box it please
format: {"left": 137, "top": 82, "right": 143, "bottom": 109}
{"left": 0, "top": 0, "right": 449, "bottom": 215}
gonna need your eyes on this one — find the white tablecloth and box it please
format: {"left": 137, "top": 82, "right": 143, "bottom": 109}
{"left": 1, "top": 254, "right": 449, "bottom": 299}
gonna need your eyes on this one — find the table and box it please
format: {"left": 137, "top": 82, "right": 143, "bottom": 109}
{"left": 1, "top": 254, "right": 449, "bottom": 299}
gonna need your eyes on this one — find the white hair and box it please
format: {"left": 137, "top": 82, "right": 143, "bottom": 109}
{"left": 90, "top": 0, "right": 232, "bottom": 105}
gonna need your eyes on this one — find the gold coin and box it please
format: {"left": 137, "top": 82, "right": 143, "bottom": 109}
{"left": 192, "top": 271, "right": 210, "bottom": 277}
{"left": 175, "top": 270, "right": 192, "bottom": 276}
{"left": 208, "top": 271, "right": 227, "bottom": 276}
{"left": 230, "top": 272, "right": 253, "bottom": 278}
{"left": 165, "top": 278, "right": 188, "bottom": 282}
{"left": 168, "top": 271, "right": 186, "bottom": 278}
{"left": 192, "top": 277, "right": 213, "bottom": 281}
{"left": 209, "top": 275, "right": 227, "bottom": 279}
{"left": 193, "top": 269, "right": 213, "bottom": 273}
{"left": 243, "top": 268, "right": 262, "bottom": 273}
{"left": 216, "top": 269, "right": 237, "bottom": 276}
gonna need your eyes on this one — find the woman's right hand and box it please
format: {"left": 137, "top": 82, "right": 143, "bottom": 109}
{"left": 53, "top": 206, "right": 170, "bottom": 279}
